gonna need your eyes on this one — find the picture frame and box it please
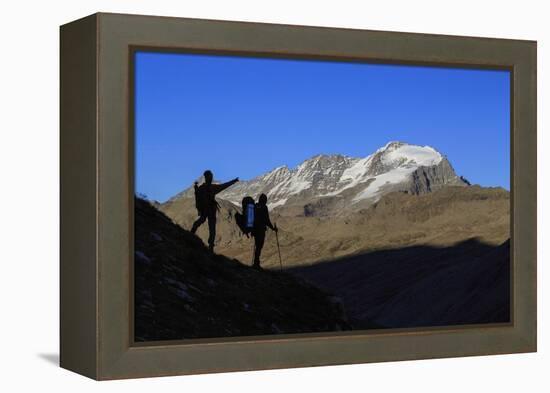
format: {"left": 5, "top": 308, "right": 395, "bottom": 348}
{"left": 60, "top": 12, "right": 536, "bottom": 380}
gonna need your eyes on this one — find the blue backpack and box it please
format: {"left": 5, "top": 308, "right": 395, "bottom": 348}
{"left": 235, "top": 196, "right": 255, "bottom": 235}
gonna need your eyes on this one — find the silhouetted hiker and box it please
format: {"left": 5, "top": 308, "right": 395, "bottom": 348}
{"left": 252, "top": 193, "right": 278, "bottom": 269}
{"left": 191, "top": 170, "right": 239, "bottom": 252}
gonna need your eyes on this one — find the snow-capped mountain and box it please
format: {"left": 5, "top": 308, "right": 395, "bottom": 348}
{"left": 168, "top": 141, "right": 468, "bottom": 209}
{"left": 219, "top": 141, "right": 466, "bottom": 207}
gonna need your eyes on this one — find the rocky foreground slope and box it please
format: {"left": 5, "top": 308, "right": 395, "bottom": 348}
{"left": 134, "top": 197, "right": 350, "bottom": 341}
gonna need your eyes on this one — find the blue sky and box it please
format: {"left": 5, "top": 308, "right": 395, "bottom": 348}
{"left": 135, "top": 51, "right": 510, "bottom": 202}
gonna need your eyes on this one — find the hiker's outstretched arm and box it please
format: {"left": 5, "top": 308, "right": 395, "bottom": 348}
{"left": 213, "top": 177, "right": 239, "bottom": 194}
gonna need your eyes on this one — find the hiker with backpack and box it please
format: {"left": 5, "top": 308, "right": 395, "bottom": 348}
{"left": 235, "top": 193, "right": 282, "bottom": 270}
{"left": 190, "top": 170, "right": 239, "bottom": 252}
{"left": 251, "top": 194, "right": 278, "bottom": 269}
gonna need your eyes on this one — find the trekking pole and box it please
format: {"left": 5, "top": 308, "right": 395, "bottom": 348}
{"left": 274, "top": 225, "right": 283, "bottom": 271}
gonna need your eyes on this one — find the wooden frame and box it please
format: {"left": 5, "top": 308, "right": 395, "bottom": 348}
{"left": 60, "top": 12, "right": 537, "bottom": 380}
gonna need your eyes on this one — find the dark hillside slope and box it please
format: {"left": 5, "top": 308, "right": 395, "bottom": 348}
{"left": 134, "top": 197, "right": 349, "bottom": 341}
{"left": 289, "top": 239, "right": 510, "bottom": 329}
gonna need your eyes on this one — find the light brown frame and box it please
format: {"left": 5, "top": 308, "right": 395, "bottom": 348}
{"left": 60, "top": 12, "right": 536, "bottom": 380}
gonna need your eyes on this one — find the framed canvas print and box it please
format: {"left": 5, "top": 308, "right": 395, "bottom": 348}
{"left": 60, "top": 13, "right": 537, "bottom": 380}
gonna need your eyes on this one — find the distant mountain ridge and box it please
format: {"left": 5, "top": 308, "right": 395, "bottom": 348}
{"left": 168, "top": 141, "right": 468, "bottom": 210}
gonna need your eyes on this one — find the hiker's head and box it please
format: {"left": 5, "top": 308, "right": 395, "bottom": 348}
{"left": 258, "top": 193, "right": 268, "bottom": 206}
{"left": 203, "top": 170, "right": 213, "bottom": 184}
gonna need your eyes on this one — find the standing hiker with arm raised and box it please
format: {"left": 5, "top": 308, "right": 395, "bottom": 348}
{"left": 191, "top": 170, "right": 239, "bottom": 253}
{"left": 252, "top": 193, "right": 278, "bottom": 269}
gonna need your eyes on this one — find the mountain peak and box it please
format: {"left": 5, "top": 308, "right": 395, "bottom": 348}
{"left": 378, "top": 140, "right": 407, "bottom": 151}
{"left": 375, "top": 142, "right": 442, "bottom": 168}
{"left": 300, "top": 153, "right": 356, "bottom": 168}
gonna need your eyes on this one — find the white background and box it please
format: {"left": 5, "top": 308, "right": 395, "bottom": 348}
{"left": 0, "top": 0, "right": 547, "bottom": 391}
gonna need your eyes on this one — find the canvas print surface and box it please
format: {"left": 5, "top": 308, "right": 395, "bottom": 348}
{"left": 133, "top": 52, "right": 510, "bottom": 342}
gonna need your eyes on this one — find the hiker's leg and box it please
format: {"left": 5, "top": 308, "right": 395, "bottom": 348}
{"left": 190, "top": 214, "right": 206, "bottom": 234}
{"left": 253, "top": 230, "right": 266, "bottom": 266}
{"left": 207, "top": 213, "right": 217, "bottom": 251}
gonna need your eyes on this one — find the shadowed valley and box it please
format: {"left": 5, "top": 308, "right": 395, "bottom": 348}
{"left": 289, "top": 238, "right": 510, "bottom": 329}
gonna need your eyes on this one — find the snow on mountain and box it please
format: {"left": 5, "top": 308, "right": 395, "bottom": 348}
{"left": 342, "top": 142, "right": 445, "bottom": 201}
{"left": 321, "top": 142, "right": 442, "bottom": 198}
{"left": 220, "top": 153, "right": 360, "bottom": 207}
{"left": 169, "top": 141, "right": 466, "bottom": 209}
